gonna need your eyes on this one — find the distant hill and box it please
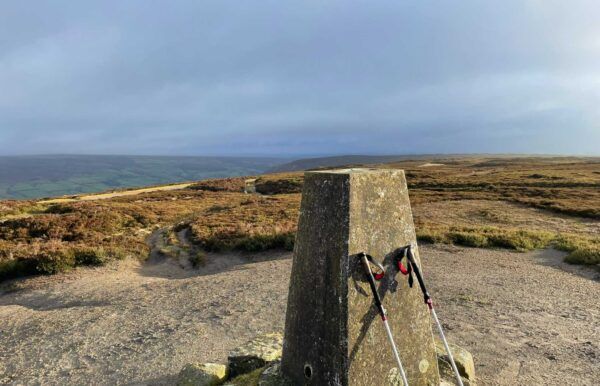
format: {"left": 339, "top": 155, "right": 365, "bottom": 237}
{"left": 269, "top": 154, "right": 454, "bottom": 172}
{"left": 0, "top": 155, "right": 289, "bottom": 199}
{"left": 268, "top": 153, "right": 570, "bottom": 172}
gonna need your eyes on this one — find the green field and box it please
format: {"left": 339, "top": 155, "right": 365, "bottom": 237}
{"left": 0, "top": 155, "right": 288, "bottom": 199}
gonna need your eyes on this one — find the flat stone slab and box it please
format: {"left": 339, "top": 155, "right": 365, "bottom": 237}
{"left": 178, "top": 362, "right": 229, "bottom": 386}
{"left": 228, "top": 333, "right": 283, "bottom": 377}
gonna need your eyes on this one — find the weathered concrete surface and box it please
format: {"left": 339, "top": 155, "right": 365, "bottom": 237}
{"left": 258, "top": 362, "right": 293, "bottom": 386}
{"left": 281, "top": 169, "right": 439, "bottom": 385}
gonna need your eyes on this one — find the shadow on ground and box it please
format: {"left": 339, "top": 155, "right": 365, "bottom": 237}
{"left": 137, "top": 249, "right": 293, "bottom": 280}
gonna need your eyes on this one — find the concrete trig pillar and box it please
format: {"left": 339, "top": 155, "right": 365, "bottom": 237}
{"left": 281, "top": 169, "right": 439, "bottom": 385}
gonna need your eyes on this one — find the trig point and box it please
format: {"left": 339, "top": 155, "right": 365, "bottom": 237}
{"left": 281, "top": 168, "right": 440, "bottom": 385}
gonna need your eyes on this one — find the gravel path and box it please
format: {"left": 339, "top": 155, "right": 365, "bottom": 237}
{"left": 0, "top": 245, "right": 598, "bottom": 385}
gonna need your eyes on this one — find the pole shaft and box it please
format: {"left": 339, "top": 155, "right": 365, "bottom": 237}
{"left": 431, "top": 308, "right": 464, "bottom": 386}
{"left": 360, "top": 254, "right": 409, "bottom": 386}
{"left": 404, "top": 246, "right": 463, "bottom": 386}
{"left": 382, "top": 319, "right": 409, "bottom": 386}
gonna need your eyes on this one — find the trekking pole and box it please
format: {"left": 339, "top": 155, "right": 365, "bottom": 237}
{"left": 397, "top": 246, "right": 464, "bottom": 386}
{"left": 359, "top": 253, "right": 409, "bottom": 386}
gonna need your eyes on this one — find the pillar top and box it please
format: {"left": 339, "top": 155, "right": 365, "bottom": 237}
{"left": 306, "top": 168, "right": 402, "bottom": 175}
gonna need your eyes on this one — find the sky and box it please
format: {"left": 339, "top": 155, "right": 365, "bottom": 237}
{"left": 0, "top": 1, "right": 599, "bottom": 157}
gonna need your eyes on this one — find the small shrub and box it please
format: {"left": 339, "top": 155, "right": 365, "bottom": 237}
{"left": 74, "top": 247, "right": 109, "bottom": 266}
{"left": 283, "top": 233, "right": 295, "bottom": 251}
{"left": 203, "top": 232, "right": 296, "bottom": 252}
{"left": 190, "top": 251, "right": 206, "bottom": 267}
{"left": 448, "top": 232, "right": 489, "bottom": 248}
{"left": 35, "top": 249, "right": 76, "bottom": 275}
{"left": 108, "top": 247, "right": 129, "bottom": 260}
{"left": 0, "top": 259, "right": 37, "bottom": 281}
{"left": 487, "top": 230, "right": 553, "bottom": 251}
{"left": 44, "top": 204, "right": 75, "bottom": 214}
{"left": 416, "top": 229, "right": 448, "bottom": 244}
{"left": 564, "top": 247, "right": 600, "bottom": 265}
{"left": 554, "top": 235, "right": 600, "bottom": 266}
{"left": 255, "top": 175, "right": 304, "bottom": 195}
{"left": 226, "top": 367, "right": 265, "bottom": 386}
{"left": 418, "top": 226, "right": 555, "bottom": 251}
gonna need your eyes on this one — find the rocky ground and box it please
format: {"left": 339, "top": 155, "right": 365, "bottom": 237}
{"left": 0, "top": 245, "right": 598, "bottom": 385}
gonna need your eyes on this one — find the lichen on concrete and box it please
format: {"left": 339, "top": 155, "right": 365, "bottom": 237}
{"left": 258, "top": 362, "right": 293, "bottom": 386}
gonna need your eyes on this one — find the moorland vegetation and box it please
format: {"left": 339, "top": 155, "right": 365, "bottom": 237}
{"left": 0, "top": 157, "right": 598, "bottom": 280}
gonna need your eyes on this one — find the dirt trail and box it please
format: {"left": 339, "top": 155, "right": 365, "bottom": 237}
{"left": 0, "top": 246, "right": 598, "bottom": 385}
{"left": 38, "top": 183, "right": 193, "bottom": 204}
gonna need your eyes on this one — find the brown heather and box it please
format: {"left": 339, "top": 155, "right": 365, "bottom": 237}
{"left": 0, "top": 157, "right": 598, "bottom": 280}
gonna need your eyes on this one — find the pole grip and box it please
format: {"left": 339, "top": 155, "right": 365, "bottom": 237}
{"left": 360, "top": 253, "right": 387, "bottom": 319}
{"left": 406, "top": 246, "right": 431, "bottom": 304}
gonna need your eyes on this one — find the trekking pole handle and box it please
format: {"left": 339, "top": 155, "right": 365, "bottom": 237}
{"left": 405, "top": 246, "right": 432, "bottom": 308}
{"left": 359, "top": 253, "right": 387, "bottom": 320}
{"left": 397, "top": 260, "right": 410, "bottom": 275}
{"left": 362, "top": 253, "right": 386, "bottom": 280}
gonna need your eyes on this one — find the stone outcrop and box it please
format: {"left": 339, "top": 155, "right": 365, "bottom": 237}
{"left": 434, "top": 338, "right": 475, "bottom": 384}
{"left": 227, "top": 333, "right": 283, "bottom": 377}
{"left": 178, "top": 362, "right": 229, "bottom": 386}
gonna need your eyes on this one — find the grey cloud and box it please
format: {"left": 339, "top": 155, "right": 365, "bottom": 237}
{"left": 0, "top": 0, "right": 599, "bottom": 156}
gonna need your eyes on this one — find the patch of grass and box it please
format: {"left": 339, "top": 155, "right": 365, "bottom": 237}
{"left": 0, "top": 259, "right": 37, "bottom": 281}
{"left": 564, "top": 248, "right": 600, "bottom": 265}
{"left": 234, "top": 232, "right": 295, "bottom": 252}
{"left": 447, "top": 231, "right": 489, "bottom": 248}
{"left": 35, "top": 248, "right": 76, "bottom": 275}
{"left": 416, "top": 228, "right": 450, "bottom": 244}
{"left": 43, "top": 203, "right": 75, "bottom": 214}
{"left": 255, "top": 173, "right": 304, "bottom": 195}
{"left": 486, "top": 228, "right": 554, "bottom": 250}
{"left": 0, "top": 244, "right": 127, "bottom": 280}
{"left": 73, "top": 246, "right": 110, "bottom": 266}
{"left": 554, "top": 235, "right": 600, "bottom": 265}
{"left": 198, "top": 232, "right": 296, "bottom": 252}
{"left": 419, "top": 224, "right": 598, "bottom": 266}
{"left": 225, "top": 367, "right": 265, "bottom": 386}
{"left": 419, "top": 226, "right": 556, "bottom": 251}
{"left": 189, "top": 251, "right": 206, "bottom": 267}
